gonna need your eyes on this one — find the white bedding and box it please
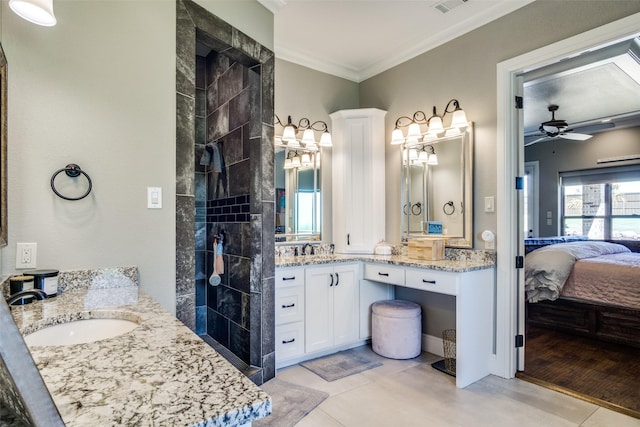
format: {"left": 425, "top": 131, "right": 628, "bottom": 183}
{"left": 524, "top": 241, "right": 632, "bottom": 303}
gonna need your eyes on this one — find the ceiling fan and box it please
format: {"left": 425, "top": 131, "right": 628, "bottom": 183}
{"left": 525, "top": 104, "right": 594, "bottom": 146}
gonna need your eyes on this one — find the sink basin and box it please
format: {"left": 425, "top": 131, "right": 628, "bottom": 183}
{"left": 24, "top": 317, "right": 140, "bottom": 347}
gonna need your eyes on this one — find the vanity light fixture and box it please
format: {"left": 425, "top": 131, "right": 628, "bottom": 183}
{"left": 275, "top": 114, "right": 332, "bottom": 149}
{"left": 416, "top": 145, "right": 438, "bottom": 165}
{"left": 390, "top": 99, "right": 467, "bottom": 145}
{"left": 9, "top": 0, "right": 57, "bottom": 26}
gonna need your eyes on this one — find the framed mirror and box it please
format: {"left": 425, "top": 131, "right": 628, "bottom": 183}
{"left": 401, "top": 123, "right": 473, "bottom": 247}
{"left": 0, "top": 43, "right": 7, "bottom": 247}
{"left": 275, "top": 146, "right": 321, "bottom": 242}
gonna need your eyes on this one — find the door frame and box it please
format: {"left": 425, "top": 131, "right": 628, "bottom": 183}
{"left": 493, "top": 12, "right": 640, "bottom": 379}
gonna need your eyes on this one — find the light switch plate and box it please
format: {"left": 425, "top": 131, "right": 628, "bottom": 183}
{"left": 484, "top": 196, "right": 495, "bottom": 213}
{"left": 147, "top": 187, "right": 162, "bottom": 209}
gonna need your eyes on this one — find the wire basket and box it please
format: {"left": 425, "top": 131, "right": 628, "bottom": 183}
{"left": 442, "top": 329, "right": 456, "bottom": 375}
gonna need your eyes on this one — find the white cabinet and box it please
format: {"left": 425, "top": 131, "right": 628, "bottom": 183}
{"left": 364, "top": 262, "right": 494, "bottom": 388}
{"left": 305, "top": 263, "right": 360, "bottom": 353}
{"left": 275, "top": 268, "right": 305, "bottom": 366}
{"left": 330, "top": 108, "right": 387, "bottom": 254}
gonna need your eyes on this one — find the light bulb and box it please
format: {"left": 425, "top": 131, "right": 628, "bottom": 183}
{"left": 450, "top": 109, "right": 468, "bottom": 129}
{"left": 319, "top": 132, "right": 332, "bottom": 147}
{"left": 9, "top": 0, "right": 56, "bottom": 26}
{"left": 391, "top": 128, "right": 405, "bottom": 145}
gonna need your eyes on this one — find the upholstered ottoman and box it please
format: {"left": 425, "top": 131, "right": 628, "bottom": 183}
{"left": 371, "top": 300, "right": 422, "bottom": 359}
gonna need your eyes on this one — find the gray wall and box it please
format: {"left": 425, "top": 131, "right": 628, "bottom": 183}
{"left": 525, "top": 126, "right": 640, "bottom": 236}
{"left": 0, "top": 0, "right": 273, "bottom": 314}
{"left": 359, "top": 0, "right": 640, "bottom": 246}
{"left": 274, "top": 59, "right": 359, "bottom": 243}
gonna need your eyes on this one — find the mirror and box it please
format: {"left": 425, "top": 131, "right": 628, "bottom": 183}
{"left": 401, "top": 124, "right": 473, "bottom": 247}
{"left": 275, "top": 146, "right": 321, "bottom": 242}
{"left": 0, "top": 43, "right": 7, "bottom": 247}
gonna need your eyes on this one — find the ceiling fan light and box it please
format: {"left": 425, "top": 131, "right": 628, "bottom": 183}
{"left": 9, "top": 0, "right": 56, "bottom": 26}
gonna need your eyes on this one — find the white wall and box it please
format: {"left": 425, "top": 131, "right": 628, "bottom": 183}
{"left": 360, "top": 0, "right": 640, "bottom": 246}
{"left": 0, "top": 0, "right": 273, "bottom": 314}
{"left": 1, "top": 1, "right": 177, "bottom": 310}
{"left": 275, "top": 59, "right": 359, "bottom": 243}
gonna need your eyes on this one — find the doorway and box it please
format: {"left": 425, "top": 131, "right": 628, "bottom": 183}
{"left": 494, "top": 12, "right": 640, "bottom": 380}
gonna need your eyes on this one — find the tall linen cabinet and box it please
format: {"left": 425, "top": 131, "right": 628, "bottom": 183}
{"left": 330, "top": 108, "right": 387, "bottom": 254}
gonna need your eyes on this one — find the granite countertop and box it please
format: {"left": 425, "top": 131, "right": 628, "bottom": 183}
{"left": 275, "top": 253, "right": 495, "bottom": 272}
{"left": 9, "top": 284, "right": 271, "bottom": 426}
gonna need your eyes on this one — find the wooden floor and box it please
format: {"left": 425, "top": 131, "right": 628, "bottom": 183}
{"left": 518, "top": 325, "right": 640, "bottom": 419}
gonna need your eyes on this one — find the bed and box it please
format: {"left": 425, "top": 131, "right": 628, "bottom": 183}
{"left": 525, "top": 240, "right": 640, "bottom": 348}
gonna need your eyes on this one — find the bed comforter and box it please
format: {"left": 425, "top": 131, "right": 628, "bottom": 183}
{"left": 525, "top": 241, "right": 636, "bottom": 304}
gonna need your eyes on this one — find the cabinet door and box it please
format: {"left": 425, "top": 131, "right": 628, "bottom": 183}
{"left": 305, "top": 266, "right": 334, "bottom": 353}
{"left": 332, "top": 264, "right": 360, "bottom": 346}
{"left": 331, "top": 109, "right": 387, "bottom": 254}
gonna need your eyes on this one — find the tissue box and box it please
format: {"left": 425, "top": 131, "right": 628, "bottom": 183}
{"left": 407, "top": 237, "right": 446, "bottom": 261}
{"left": 427, "top": 221, "right": 443, "bottom": 234}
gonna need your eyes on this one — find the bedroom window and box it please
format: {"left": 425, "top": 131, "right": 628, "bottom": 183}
{"left": 560, "top": 166, "right": 640, "bottom": 241}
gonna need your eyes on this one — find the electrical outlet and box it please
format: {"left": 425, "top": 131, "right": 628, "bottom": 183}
{"left": 16, "top": 242, "right": 37, "bottom": 269}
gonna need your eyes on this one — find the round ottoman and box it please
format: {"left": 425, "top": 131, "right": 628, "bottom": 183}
{"left": 371, "top": 300, "right": 422, "bottom": 359}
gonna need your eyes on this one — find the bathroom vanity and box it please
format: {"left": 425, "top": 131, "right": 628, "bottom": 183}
{"left": 275, "top": 253, "right": 494, "bottom": 388}
{"left": 3, "top": 267, "right": 271, "bottom": 426}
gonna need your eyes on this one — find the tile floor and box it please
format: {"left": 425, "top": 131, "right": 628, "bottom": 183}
{"left": 275, "top": 346, "right": 640, "bottom": 427}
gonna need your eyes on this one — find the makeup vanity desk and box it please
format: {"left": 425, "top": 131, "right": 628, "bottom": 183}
{"left": 275, "top": 253, "right": 495, "bottom": 388}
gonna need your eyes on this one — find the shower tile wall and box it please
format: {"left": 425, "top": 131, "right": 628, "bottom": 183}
{"left": 176, "top": 0, "right": 275, "bottom": 384}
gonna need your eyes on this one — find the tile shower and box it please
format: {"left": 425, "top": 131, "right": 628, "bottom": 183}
{"left": 175, "top": 0, "right": 275, "bottom": 384}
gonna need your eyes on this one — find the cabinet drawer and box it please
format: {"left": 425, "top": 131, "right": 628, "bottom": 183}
{"left": 276, "top": 268, "right": 305, "bottom": 288}
{"left": 275, "top": 285, "right": 305, "bottom": 325}
{"left": 276, "top": 322, "right": 305, "bottom": 361}
{"left": 405, "top": 268, "right": 458, "bottom": 295}
{"left": 364, "top": 263, "right": 405, "bottom": 286}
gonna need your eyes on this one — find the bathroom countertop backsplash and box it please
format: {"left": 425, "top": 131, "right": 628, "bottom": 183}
{"left": 3, "top": 266, "right": 271, "bottom": 427}
{"left": 275, "top": 246, "right": 496, "bottom": 272}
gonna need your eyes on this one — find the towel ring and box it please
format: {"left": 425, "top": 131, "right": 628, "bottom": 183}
{"left": 51, "top": 164, "right": 93, "bottom": 201}
{"left": 443, "top": 201, "right": 455, "bottom": 215}
{"left": 411, "top": 202, "right": 422, "bottom": 216}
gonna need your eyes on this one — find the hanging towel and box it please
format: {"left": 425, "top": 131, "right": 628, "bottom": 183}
{"left": 200, "top": 142, "right": 223, "bottom": 173}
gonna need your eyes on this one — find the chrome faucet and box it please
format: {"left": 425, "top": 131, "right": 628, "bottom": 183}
{"left": 6, "top": 289, "right": 47, "bottom": 306}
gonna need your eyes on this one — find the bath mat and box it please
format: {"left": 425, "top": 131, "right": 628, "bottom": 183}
{"left": 254, "top": 378, "right": 328, "bottom": 427}
{"left": 300, "top": 347, "right": 383, "bottom": 382}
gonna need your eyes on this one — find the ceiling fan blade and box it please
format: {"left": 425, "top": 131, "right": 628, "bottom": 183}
{"left": 524, "top": 136, "right": 550, "bottom": 146}
{"left": 559, "top": 132, "right": 592, "bottom": 141}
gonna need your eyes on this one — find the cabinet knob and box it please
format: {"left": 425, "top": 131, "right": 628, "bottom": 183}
{"left": 282, "top": 338, "right": 295, "bottom": 344}
{"left": 422, "top": 279, "right": 436, "bottom": 284}
{"left": 281, "top": 303, "right": 295, "bottom": 308}
{"left": 329, "top": 273, "right": 334, "bottom": 287}
{"left": 378, "top": 272, "right": 389, "bottom": 277}
{"left": 335, "top": 272, "right": 340, "bottom": 286}
{"left": 282, "top": 276, "right": 296, "bottom": 281}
